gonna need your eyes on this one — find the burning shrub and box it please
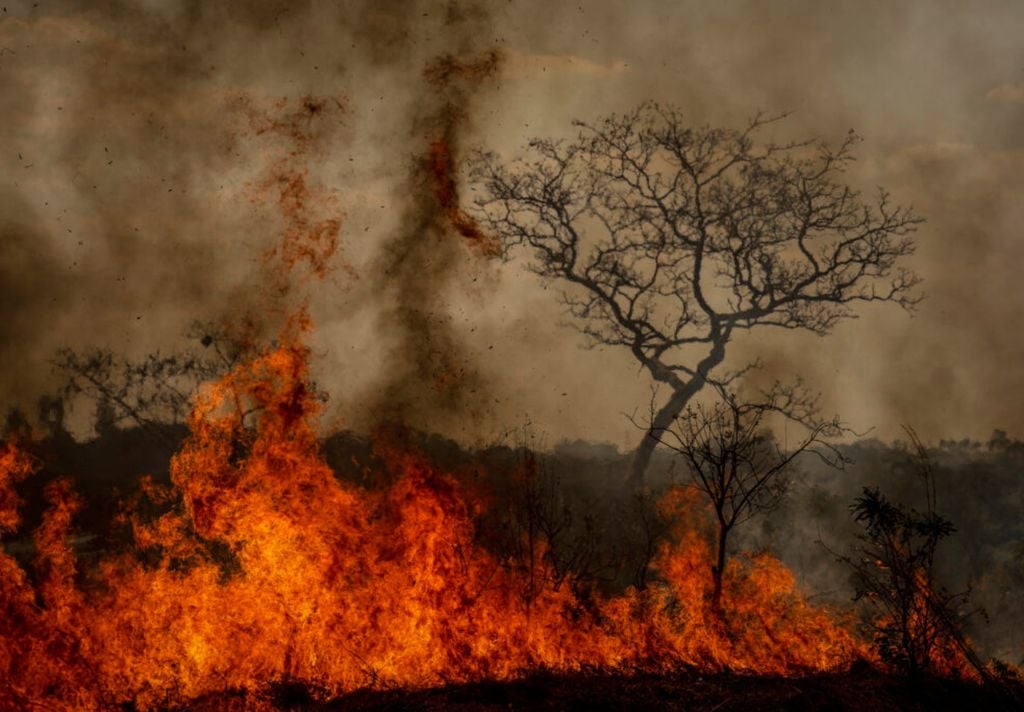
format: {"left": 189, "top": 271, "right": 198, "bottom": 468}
{"left": 839, "top": 429, "right": 986, "bottom": 679}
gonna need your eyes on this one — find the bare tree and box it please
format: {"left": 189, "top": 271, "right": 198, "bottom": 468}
{"left": 650, "top": 382, "right": 845, "bottom": 614}
{"left": 52, "top": 322, "right": 249, "bottom": 442}
{"left": 471, "top": 102, "right": 921, "bottom": 487}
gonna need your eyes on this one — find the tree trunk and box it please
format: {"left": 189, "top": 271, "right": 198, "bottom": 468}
{"left": 627, "top": 340, "right": 727, "bottom": 489}
{"left": 628, "top": 377, "right": 705, "bottom": 489}
{"left": 711, "top": 522, "right": 729, "bottom": 616}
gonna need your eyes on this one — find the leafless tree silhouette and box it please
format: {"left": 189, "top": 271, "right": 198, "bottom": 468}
{"left": 472, "top": 102, "right": 922, "bottom": 486}
{"left": 651, "top": 381, "right": 845, "bottom": 614}
{"left": 52, "top": 322, "right": 250, "bottom": 442}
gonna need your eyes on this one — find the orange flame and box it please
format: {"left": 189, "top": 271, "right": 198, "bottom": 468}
{"left": 0, "top": 326, "right": 876, "bottom": 709}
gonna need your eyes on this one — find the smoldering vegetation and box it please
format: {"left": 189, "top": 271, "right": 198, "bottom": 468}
{"left": 757, "top": 434, "right": 1024, "bottom": 665}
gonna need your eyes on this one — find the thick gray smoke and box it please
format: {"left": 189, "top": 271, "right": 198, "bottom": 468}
{"left": 0, "top": 1, "right": 506, "bottom": 439}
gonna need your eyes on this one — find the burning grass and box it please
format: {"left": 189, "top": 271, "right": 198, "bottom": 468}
{"left": 0, "top": 317, "right": 877, "bottom": 710}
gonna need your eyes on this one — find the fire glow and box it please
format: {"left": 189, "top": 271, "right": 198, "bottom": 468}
{"left": 0, "top": 319, "right": 868, "bottom": 710}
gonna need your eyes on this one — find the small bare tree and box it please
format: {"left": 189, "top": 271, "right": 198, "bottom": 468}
{"left": 472, "top": 102, "right": 921, "bottom": 486}
{"left": 651, "top": 382, "right": 845, "bottom": 614}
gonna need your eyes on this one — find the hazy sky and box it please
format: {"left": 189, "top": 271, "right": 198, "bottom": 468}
{"left": 2, "top": 0, "right": 1022, "bottom": 449}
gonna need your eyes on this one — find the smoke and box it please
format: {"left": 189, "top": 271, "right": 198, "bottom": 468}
{"left": 0, "top": 7, "right": 254, "bottom": 423}
{"left": 2, "top": 0, "right": 1022, "bottom": 448}
{"left": 3, "top": 0, "right": 1022, "bottom": 666}
{"left": 459, "top": 0, "right": 1024, "bottom": 447}
{"left": 0, "top": 1, "right": 508, "bottom": 440}
{"left": 361, "top": 38, "right": 504, "bottom": 438}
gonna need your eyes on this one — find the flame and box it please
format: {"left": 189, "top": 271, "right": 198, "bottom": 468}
{"left": 864, "top": 564, "right": 980, "bottom": 679}
{"left": 423, "top": 50, "right": 503, "bottom": 257}
{"left": 599, "top": 487, "right": 866, "bottom": 674}
{"left": 0, "top": 322, "right": 876, "bottom": 709}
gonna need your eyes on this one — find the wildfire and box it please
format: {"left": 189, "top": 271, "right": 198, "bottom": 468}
{"left": 0, "top": 317, "right": 874, "bottom": 709}
{"left": 0, "top": 90, "right": 878, "bottom": 711}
